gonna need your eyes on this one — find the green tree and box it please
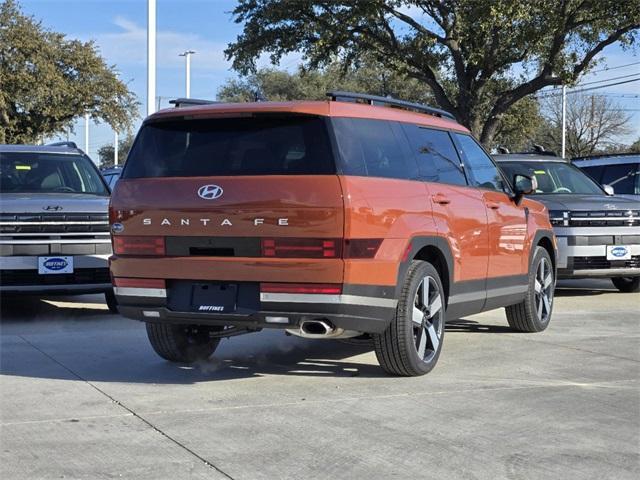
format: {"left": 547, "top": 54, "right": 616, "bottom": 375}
{"left": 217, "top": 59, "right": 436, "bottom": 104}
{"left": 97, "top": 134, "right": 135, "bottom": 169}
{"left": 0, "top": 0, "right": 138, "bottom": 144}
{"left": 628, "top": 138, "right": 640, "bottom": 153}
{"left": 226, "top": 0, "right": 640, "bottom": 146}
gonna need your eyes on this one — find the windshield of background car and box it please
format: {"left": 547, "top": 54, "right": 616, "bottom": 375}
{"left": 122, "top": 115, "right": 335, "bottom": 178}
{"left": 0, "top": 152, "right": 108, "bottom": 195}
{"left": 499, "top": 161, "right": 604, "bottom": 195}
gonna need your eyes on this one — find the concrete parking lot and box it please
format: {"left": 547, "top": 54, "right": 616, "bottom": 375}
{"left": 1, "top": 280, "right": 638, "bottom": 480}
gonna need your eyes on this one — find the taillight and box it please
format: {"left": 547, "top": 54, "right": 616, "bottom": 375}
{"left": 261, "top": 238, "right": 342, "bottom": 258}
{"left": 113, "top": 277, "right": 166, "bottom": 289}
{"left": 113, "top": 236, "right": 165, "bottom": 256}
{"left": 260, "top": 283, "right": 342, "bottom": 294}
{"left": 343, "top": 239, "right": 383, "bottom": 258}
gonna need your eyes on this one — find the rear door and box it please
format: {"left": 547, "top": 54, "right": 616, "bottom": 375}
{"left": 453, "top": 133, "right": 529, "bottom": 306}
{"left": 401, "top": 124, "right": 489, "bottom": 315}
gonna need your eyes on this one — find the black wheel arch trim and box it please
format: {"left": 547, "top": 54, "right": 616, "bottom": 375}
{"left": 396, "top": 236, "right": 455, "bottom": 303}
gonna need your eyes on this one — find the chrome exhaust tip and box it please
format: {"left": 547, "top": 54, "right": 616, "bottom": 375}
{"left": 286, "top": 319, "right": 361, "bottom": 339}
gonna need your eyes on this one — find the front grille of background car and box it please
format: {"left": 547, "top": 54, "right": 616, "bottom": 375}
{"left": 0, "top": 213, "right": 110, "bottom": 234}
{"left": 572, "top": 256, "right": 640, "bottom": 270}
{"left": 567, "top": 210, "right": 640, "bottom": 227}
{"left": 0, "top": 268, "right": 111, "bottom": 286}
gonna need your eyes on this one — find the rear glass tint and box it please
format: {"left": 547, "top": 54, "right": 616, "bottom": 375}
{"left": 332, "top": 118, "right": 418, "bottom": 180}
{"left": 122, "top": 116, "right": 335, "bottom": 178}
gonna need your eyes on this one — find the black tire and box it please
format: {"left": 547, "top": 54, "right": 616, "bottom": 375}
{"left": 373, "top": 260, "right": 445, "bottom": 376}
{"left": 105, "top": 289, "right": 119, "bottom": 314}
{"left": 145, "top": 323, "right": 221, "bottom": 363}
{"left": 611, "top": 277, "right": 640, "bottom": 293}
{"left": 505, "top": 246, "right": 554, "bottom": 332}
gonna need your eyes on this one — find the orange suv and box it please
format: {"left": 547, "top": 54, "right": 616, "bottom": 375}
{"left": 109, "top": 92, "right": 556, "bottom": 376}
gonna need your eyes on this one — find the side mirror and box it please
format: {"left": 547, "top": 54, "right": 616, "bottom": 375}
{"left": 513, "top": 174, "right": 537, "bottom": 204}
{"left": 603, "top": 184, "right": 615, "bottom": 196}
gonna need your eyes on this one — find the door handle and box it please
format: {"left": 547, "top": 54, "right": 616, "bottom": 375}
{"left": 486, "top": 201, "right": 500, "bottom": 210}
{"left": 432, "top": 194, "right": 451, "bottom": 205}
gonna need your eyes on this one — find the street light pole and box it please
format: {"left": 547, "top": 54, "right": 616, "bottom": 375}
{"left": 84, "top": 113, "right": 89, "bottom": 153}
{"left": 179, "top": 50, "right": 196, "bottom": 98}
{"left": 561, "top": 85, "right": 567, "bottom": 159}
{"left": 147, "top": 0, "right": 156, "bottom": 116}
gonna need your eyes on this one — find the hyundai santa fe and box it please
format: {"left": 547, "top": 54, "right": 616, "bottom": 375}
{"left": 109, "top": 92, "right": 557, "bottom": 376}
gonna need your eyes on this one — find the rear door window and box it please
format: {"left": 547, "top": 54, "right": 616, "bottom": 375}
{"left": 454, "top": 133, "right": 507, "bottom": 191}
{"left": 331, "top": 118, "right": 418, "bottom": 180}
{"left": 401, "top": 125, "right": 467, "bottom": 186}
{"left": 122, "top": 116, "right": 335, "bottom": 178}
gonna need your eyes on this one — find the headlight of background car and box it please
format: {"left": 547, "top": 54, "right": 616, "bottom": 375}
{"left": 548, "top": 210, "right": 568, "bottom": 226}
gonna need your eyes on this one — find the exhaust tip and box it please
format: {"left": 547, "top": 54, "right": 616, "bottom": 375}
{"left": 300, "top": 320, "right": 333, "bottom": 336}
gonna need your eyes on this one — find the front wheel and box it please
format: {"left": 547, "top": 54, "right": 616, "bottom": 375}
{"left": 611, "top": 277, "right": 640, "bottom": 293}
{"left": 373, "top": 260, "right": 445, "bottom": 376}
{"left": 146, "top": 323, "right": 221, "bottom": 363}
{"left": 505, "top": 246, "right": 554, "bottom": 332}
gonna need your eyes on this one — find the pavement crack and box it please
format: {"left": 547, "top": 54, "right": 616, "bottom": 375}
{"left": 16, "top": 335, "right": 235, "bottom": 480}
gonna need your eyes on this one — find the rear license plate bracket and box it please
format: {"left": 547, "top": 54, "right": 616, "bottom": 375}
{"left": 190, "top": 283, "right": 238, "bottom": 313}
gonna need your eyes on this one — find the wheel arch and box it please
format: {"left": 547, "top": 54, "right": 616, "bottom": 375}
{"left": 397, "top": 237, "right": 454, "bottom": 306}
{"left": 532, "top": 230, "right": 556, "bottom": 272}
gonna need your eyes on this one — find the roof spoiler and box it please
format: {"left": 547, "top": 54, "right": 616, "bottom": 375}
{"left": 169, "top": 98, "right": 218, "bottom": 108}
{"left": 326, "top": 90, "right": 456, "bottom": 121}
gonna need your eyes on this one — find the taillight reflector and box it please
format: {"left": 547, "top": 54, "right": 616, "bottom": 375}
{"left": 261, "top": 238, "right": 342, "bottom": 258}
{"left": 114, "top": 236, "right": 165, "bottom": 256}
{"left": 260, "top": 283, "right": 342, "bottom": 294}
{"left": 113, "top": 277, "right": 166, "bottom": 289}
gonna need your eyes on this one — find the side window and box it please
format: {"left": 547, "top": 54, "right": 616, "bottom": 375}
{"left": 332, "top": 118, "right": 418, "bottom": 180}
{"left": 454, "top": 133, "right": 506, "bottom": 191}
{"left": 401, "top": 125, "right": 467, "bottom": 186}
{"left": 600, "top": 163, "right": 639, "bottom": 194}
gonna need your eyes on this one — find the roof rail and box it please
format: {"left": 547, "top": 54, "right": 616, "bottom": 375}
{"left": 326, "top": 90, "right": 456, "bottom": 121}
{"left": 169, "top": 98, "right": 219, "bottom": 108}
{"left": 47, "top": 141, "right": 78, "bottom": 149}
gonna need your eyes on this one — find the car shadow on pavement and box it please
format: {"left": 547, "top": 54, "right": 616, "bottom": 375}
{"left": 0, "top": 294, "right": 110, "bottom": 324}
{"left": 445, "top": 319, "right": 513, "bottom": 333}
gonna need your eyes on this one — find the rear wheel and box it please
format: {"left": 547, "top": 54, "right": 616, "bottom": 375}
{"left": 373, "top": 260, "right": 445, "bottom": 376}
{"left": 505, "top": 247, "right": 554, "bottom": 332}
{"left": 611, "top": 277, "right": 640, "bottom": 293}
{"left": 146, "top": 323, "right": 221, "bottom": 363}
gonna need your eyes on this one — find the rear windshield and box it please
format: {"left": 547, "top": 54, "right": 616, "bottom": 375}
{"left": 0, "top": 152, "right": 108, "bottom": 195}
{"left": 123, "top": 116, "right": 335, "bottom": 178}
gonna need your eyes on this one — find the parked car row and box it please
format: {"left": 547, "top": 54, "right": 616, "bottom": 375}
{"left": 1, "top": 93, "right": 638, "bottom": 377}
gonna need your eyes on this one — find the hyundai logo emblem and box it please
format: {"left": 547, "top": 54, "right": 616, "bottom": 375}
{"left": 197, "top": 184, "right": 224, "bottom": 200}
{"left": 111, "top": 223, "right": 124, "bottom": 233}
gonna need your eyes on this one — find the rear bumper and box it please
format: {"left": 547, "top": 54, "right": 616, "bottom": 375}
{"left": 115, "top": 284, "right": 397, "bottom": 334}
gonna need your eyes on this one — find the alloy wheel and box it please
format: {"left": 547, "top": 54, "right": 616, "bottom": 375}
{"left": 534, "top": 257, "right": 554, "bottom": 323}
{"left": 412, "top": 276, "right": 444, "bottom": 362}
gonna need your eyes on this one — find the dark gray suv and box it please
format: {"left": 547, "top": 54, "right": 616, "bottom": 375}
{"left": 494, "top": 153, "right": 640, "bottom": 292}
{"left": 0, "top": 144, "right": 117, "bottom": 309}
